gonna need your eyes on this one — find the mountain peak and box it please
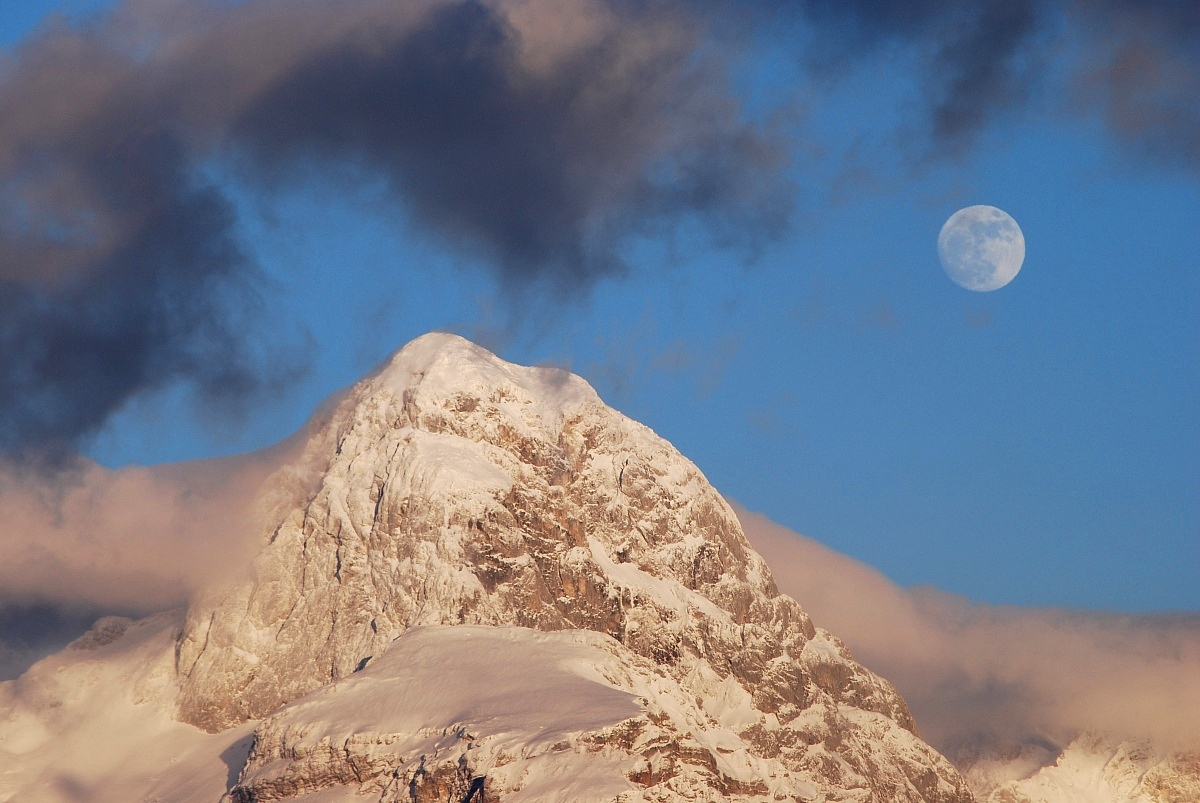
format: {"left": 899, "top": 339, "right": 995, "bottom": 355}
{"left": 168, "top": 333, "right": 972, "bottom": 799}
{"left": 368, "top": 331, "right": 597, "bottom": 418}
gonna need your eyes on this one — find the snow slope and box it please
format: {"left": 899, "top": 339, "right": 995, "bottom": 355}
{"left": 233, "top": 626, "right": 646, "bottom": 802}
{"left": 0, "top": 613, "right": 253, "bottom": 802}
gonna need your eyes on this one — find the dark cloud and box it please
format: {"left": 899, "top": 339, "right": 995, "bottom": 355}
{"left": 1073, "top": 0, "right": 1200, "bottom": 169}
{"left": 1, "top": 0, "right": 1195, "bottom": 456}
{"left": 230, "top": 0, "right": 788, "bottom": 287}
{"left": 0, "top": 0, "right": 789, "bottom": 455}
{"left": 0, "top": 7, "right": 302, "bottom": 457}
{"left": 0, "top": 134, "right": 280, "bottom": 457}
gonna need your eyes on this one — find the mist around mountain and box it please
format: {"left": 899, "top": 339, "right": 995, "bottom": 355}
{"left": 738, "top": 510, "right": 1200, "bottom": 802}
{"left": 1, "top": 333, "right": 1196, "bottom": 802}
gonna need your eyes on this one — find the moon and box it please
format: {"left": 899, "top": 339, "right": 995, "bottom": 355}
{"left": 937, "top": 205, "right": 1025, "bottom": 291}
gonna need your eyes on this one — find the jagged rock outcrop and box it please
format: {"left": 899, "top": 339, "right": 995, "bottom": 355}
{"left": 175, "top": 332, "right": 971, "bottom": 801}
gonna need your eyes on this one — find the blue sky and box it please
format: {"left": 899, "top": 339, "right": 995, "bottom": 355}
{"left": 2, "top": 1, "right": 1197, "bottom": 613}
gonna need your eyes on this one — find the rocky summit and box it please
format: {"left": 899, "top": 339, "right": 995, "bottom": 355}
{"left": 174, "top": 333, "right": 972, "bottom": 801}
{"left": 1, "top": 333, "right": 974, "bottom": 802}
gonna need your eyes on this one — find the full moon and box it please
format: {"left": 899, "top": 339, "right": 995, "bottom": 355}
{"left": 937, "top": 205, "right": 1025, "bottom": 291}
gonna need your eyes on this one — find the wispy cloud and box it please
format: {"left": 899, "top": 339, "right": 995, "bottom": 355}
{"left": 737, "top": 505, "right": 1200, "bottom": 752}
{"left": 778, "top": 0, "right": 1045, "bottom": 150}
{"left": 1071, "top": 0, "right": 1200, "bottom": 170}
{"left": 761, "top": 0, "right": 1199, "bottom": 162}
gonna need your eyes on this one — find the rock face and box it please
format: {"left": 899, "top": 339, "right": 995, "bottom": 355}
{"left": 175, "top": 332, "right": 972, "bottom": 801}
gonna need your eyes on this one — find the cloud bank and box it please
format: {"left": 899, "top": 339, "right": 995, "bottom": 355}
{"left": 0, "top": 455, "right": 276, "bottom": 614}
{"left": 0, "top": 391, "right": 346, "bottom": 679}
{"left": 737, "top": 505, "right": 1200, "bottom": 753}
{"left": 0, "top": 455, "right": 261, "bottom": 677}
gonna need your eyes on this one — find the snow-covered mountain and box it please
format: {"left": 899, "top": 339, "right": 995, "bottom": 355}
{"left": 0, "top": 333, "right": 975, "bottom": 802}
{"left": 955, "top": 734, "right": 1200, "bottom": 803}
